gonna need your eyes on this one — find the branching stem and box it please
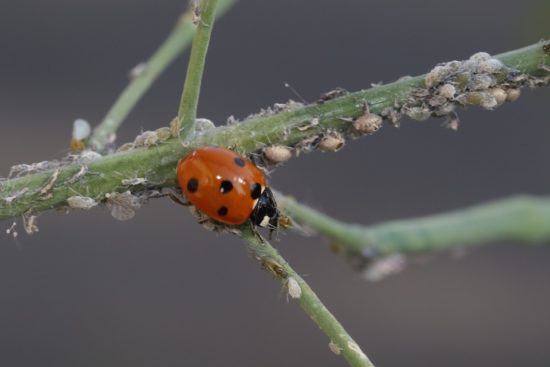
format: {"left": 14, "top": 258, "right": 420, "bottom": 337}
{"left": 240, "top": 226, "right": 375, "bottom": 367}
{"left": 277, "top": 194, "right": 550, "bottom": 257}
{"left": 1, "top": 42, "right": 548, "bottom": 220}
{"left": 177, "top": 0, "right": 219, "bottom": 140}
{"left": 89, "top": 0, "right": 235, "bottom": 149}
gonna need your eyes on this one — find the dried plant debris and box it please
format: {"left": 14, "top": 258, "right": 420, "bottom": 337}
{"left": 22, "top": 212, "right": 39, "bottom": 235}
{"left": 294, "top": 135, "right": 323, "bottom": 155}
{"left": 381, "top": 106, "right": 402, "bottom": 126}
{"left": 6, "top": 148, "right": 102, "bottom": 186}
{"left": 5, "top": 221, "right": 18, "bottom": 239}
{"left": 67, "top": 196, "right": 98, "bottom": 210}
{"left": 441, "top": 112, "right": 460, "bottom": 131}
{"left": 225, "top": 115, "right": 239, "bottom": 125}
{"left": 362, "top": 254, "right": 407, "bottom": 282}
{"left": 105, "top": 191, "right": 141, "bottom": 221}
{"left": 245, "top": 99, "right": 304, "bottom": 120}
{"left": 74, "top": 150, "right": 102, "bottom": 163}
{"left": 329, "top": 341, "right": 342, "bottom": 355}
{"left": 3, "top": 187, "right": 29, "bottom": 204}
{"left": 296, "top": 117, "right": 320, "bottom": 131}
{"left": 121, "top": 177, "right": 148, "bottom": 186}
{"left": 8, "top": 160, "right": 63, "bottom": 179}
{"left": 38, "top": 169, "right": 60, "bottom": 199}
{"left": 66, "top": 166, "right": 88, "bottom": 185}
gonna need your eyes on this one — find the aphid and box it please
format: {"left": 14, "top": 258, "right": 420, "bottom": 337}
{"left": 260, "top": 256, "right": 288, "bottom": 280}
{"left": 70, "top": 119, "right": 91, "bottom": 152}
{"left": 177, "top": 147, "right": 279, "bottom": 230}
{"left": 133, "top": 131, "right": 159, "bottom": 148}
{"left": 263, "top": 145, "right": 292, "bottom": 164}
{"left": 318, "top": 132, "right": 345, "bottom": 152}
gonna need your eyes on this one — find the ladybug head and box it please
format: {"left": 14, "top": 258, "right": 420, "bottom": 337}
{"left": 250, "top": 187, "right": 279, "bottom": 232}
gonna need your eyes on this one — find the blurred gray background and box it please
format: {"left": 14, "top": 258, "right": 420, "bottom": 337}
{"left": 1, "top": 0, "right": 550, "bottom": 366}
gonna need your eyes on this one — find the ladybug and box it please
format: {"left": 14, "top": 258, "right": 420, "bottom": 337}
{"left": 177, "top": 147, "right": 279, "bottom": 230}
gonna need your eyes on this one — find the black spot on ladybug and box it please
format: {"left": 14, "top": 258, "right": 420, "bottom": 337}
{"left": 250, "top": 183, "right": 262, "bottom": 199}
{"left": 187, "top": 178, "right": 199, "bottom": 193}
{"left": 220, "top": 180, "right": 233, "bottom": 193}
{"left": 234, "top": 157, "right": 245, "bottom": 167}
{"left": 218, "top": 206, "right": 228, "bottom": 216}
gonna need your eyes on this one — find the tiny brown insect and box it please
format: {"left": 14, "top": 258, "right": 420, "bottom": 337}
{"left": 317, "top": 87, "right": 348, "bottom": 104}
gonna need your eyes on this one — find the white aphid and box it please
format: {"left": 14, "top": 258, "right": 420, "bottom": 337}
{"left": 286, "top": 277, "right": 302, "bottom": 299}
{"left": 72, "top": 119, "right": 91, "bottom": 141}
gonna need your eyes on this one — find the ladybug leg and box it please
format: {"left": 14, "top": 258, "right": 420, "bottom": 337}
{"left": 267, "top": 216, "right": 279, "bottom": 240}
{"left": 158, "top": 188, "right": 190, "bottom": 206}
{"left": 168, "top": 192, "right": 190, "bottom": 206}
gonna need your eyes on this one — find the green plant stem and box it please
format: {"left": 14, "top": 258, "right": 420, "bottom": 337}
{"left": 89, "top": 0, "right": 236, "bottom": 149}
{"left": 1, "top": 42, "right": 548, "bottom": 220}
{"left": 277, "top": 194, "right": 550, "bottom": 257}
{"left": 177, "top": 0, "right": 219, "bottom": 140}
{"left": 240, "top": 226, "right": 374, "bottom": 367}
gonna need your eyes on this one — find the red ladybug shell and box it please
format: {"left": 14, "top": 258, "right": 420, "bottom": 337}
{"left": 177, "top": 147, "right": 267, "bottom": 225}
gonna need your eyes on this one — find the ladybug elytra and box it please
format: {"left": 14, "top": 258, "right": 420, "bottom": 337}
{"left": 177, "top": 147, "right": 279, "bottom": 229}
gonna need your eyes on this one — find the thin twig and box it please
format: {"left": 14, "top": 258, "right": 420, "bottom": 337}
{"left": 177, "top": 0, "right": 219, "bottom": 140}
{"left": 1, "top": 42, "right": 548, "bottom": 219}
{"left": 89, "top": 0, "right": 236, "bottom": 149}
{"left": 239, "top": 225, "right": 375, "bottom": 367}
{"left": 277, "top": 193, "right": 550, "bottom": 258}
